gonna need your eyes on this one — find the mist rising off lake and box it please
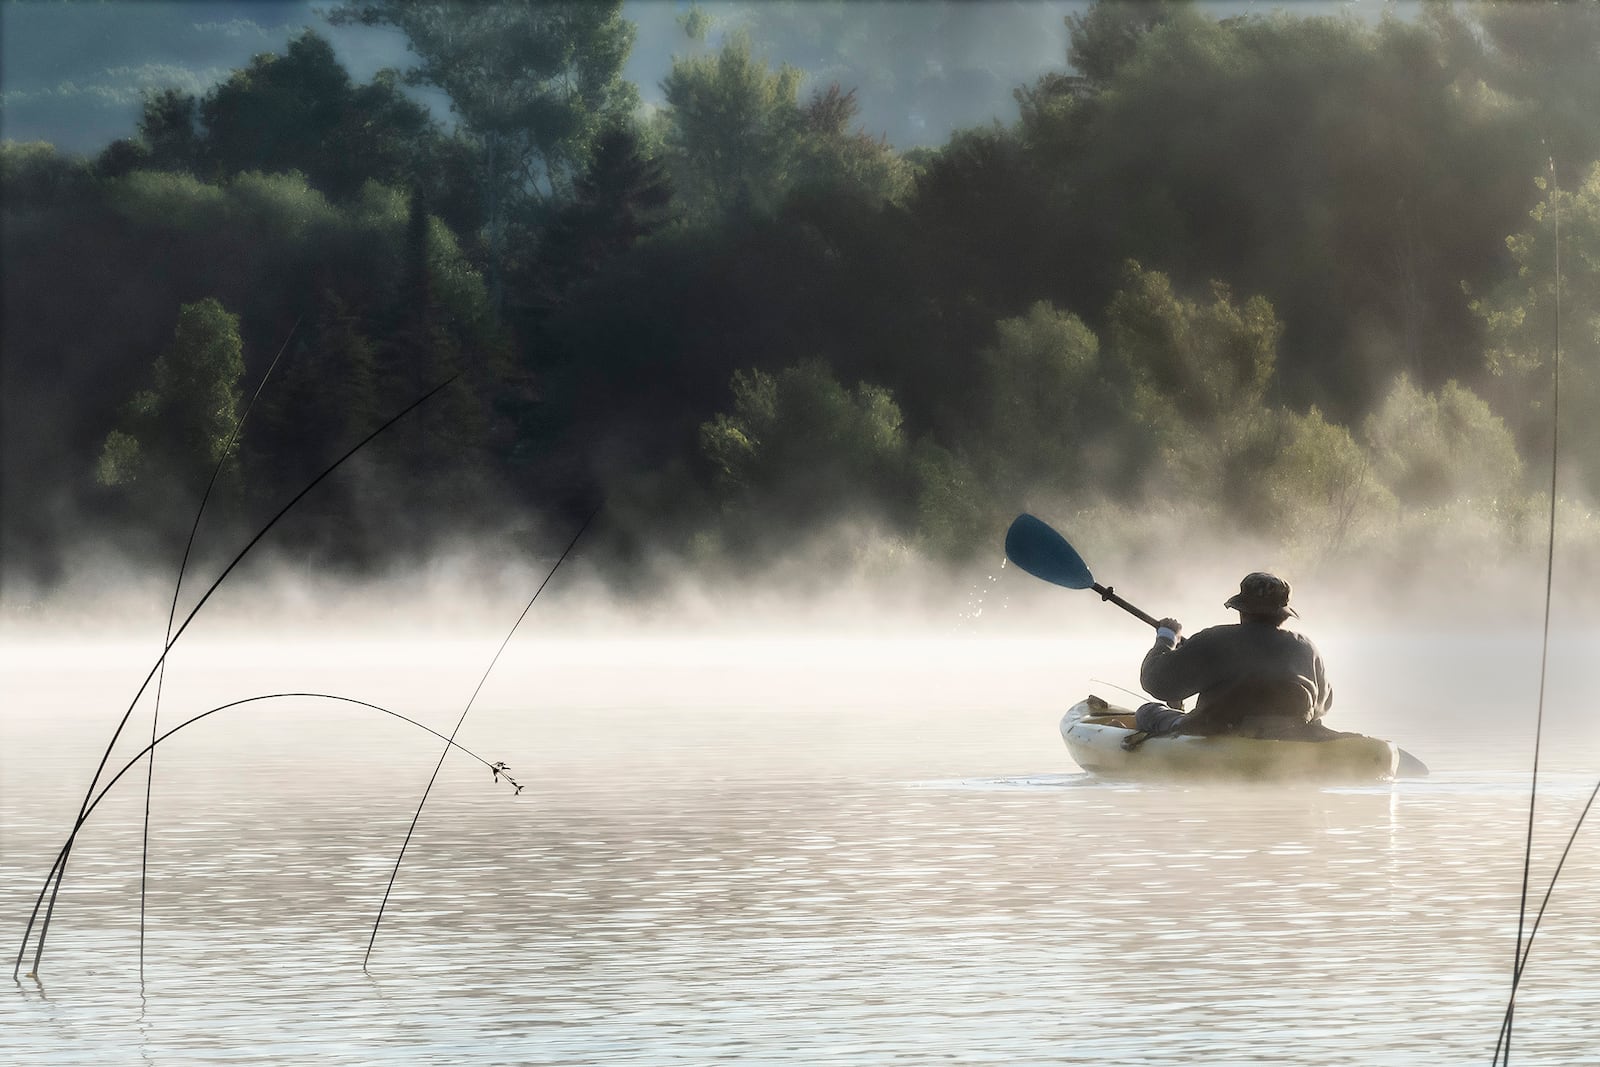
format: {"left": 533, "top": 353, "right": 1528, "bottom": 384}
{"left": 4, "top": 633, "right": 1597, "bottom": 1064}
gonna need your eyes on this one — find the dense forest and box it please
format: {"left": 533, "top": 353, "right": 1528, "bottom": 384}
{"left": 3, "top": 1, "right": 1598, "bottom": 596}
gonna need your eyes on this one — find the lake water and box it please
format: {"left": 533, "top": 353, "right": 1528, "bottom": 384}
{"left": 3, "top": 630, "right": 1598, "bottom": 1064}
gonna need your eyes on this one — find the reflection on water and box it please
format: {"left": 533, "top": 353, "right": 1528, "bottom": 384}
{"left": 3, "top": 636, "right": 1599, "bottom": 1065}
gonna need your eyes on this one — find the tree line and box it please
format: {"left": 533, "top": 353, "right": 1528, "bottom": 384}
{"left": 3, "top": 0, "right": 1597, "bottom": 592}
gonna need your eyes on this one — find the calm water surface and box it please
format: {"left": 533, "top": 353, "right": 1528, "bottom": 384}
{"left": 3, "top": 632, "right": 1598, "bottom": 1064}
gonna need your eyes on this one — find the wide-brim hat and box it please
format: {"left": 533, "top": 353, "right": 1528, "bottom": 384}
{"left": 1225, "top": 571, "right": 1297, "bottom": 617}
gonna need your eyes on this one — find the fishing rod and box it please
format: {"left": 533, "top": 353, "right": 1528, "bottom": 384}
{"left": 17, "top": 374, "right": 459, "bottom": 981}
{"left": 140, "top": 318, "right": 300, "bottom": 982}
{"left": 363, "top": 503, "right": 602, "bottom": 969}
{"left": 1088, "top": 678, "right": 1155, "bottom": 704}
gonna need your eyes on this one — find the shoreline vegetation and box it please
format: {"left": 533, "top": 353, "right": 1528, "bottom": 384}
{"left": 4, "top": 2, "right": 1600, "bottom": 602}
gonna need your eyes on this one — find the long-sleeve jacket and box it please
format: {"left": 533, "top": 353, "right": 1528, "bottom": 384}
{"left": 1139, "top": 621, "right": 1333, "bottom": 737}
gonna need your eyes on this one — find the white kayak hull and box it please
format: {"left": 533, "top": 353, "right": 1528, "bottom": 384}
{"left": 1062, "top": 696, "right": 1401, "bottom": 783}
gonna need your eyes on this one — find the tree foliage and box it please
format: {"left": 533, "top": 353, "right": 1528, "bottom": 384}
{"left": 659, "top": 31, "right": 806, "bottom": 220}
{"left": 658, "top": 33, "right": 909, "bottom": 222}
{"left": 1107, "top": 262, "right": 1278, "bottom": 428}
{"left": 728, "top": 0, "right": 1076, "bottom": 148}
{"left": 1255, "top": 406, "right": 1392, "bottom": 556}
{"left": 96, "top": 32, "right": 480, "bottom": 234}
{"left": 973, "top": 301, "right": 1118, "bottom": 501}
{"left": 1363, "top": 374, "right": 1524, "bottom": 507}
{"left": 1067, "top": 0, "right": 1194, "bottom": 83}
{"left": 700, "top": 361, "right": 910, "bottom": 518}
{"left": 1474, "top": 162, "right": 1600, "bottom": 496}
{"left": 1097, "top": 265, "right": 1393, "bottom": 552}
{"left": 97, "top": 298, "right": 245, "bottom": 492}
{"left": 331, "top": 0, "right": 639, "bottom": 208}
{"left": 524, "top": 123, "right": 673, "bottom": 309}
{"left": 1030, "top": 5, "right": 1539, "bottom": 416}
{"left": 9, "top": 2, "right": 1598, "bottom": 583}
{"left": 1473, "top": 0, "right": 1600, "bottom": 183}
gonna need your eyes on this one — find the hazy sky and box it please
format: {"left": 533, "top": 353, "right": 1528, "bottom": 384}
{"left": 1, "top": 0, "right": 1419, "bottom": 155}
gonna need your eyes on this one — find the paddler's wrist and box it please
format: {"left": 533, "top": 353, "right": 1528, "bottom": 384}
{"left": 1155, "top": 627, "right": 1178, "bottom": 644}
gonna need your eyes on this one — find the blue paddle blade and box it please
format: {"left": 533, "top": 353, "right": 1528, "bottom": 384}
{"left": 1004, "top": 513, "right": 1096, "bottom": 589}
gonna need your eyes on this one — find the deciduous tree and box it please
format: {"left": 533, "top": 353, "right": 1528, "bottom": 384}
{"left": 331, "top": 0, "right": 640, "bottom": 302}
{"left": 96, "top": 298, "right": 245, "bottom": 493}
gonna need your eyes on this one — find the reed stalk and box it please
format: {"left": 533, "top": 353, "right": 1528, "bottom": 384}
{"left": 140, "top": 321, "right": 298, "bottom": 981}
{"left": 15, "top": 375, "right": 458, "bottom": 980}
{"left": 1499, "top": 152, "right": 1564, "bottom": 1067}
{"left": 363, "top": 505, "right": 600, "bottom": 968}
{"left": 16, "top": 691, "right": 519, "bottom": 978}
{"left": 1491, "top": 777, "right": 1598, "bottom": 1063}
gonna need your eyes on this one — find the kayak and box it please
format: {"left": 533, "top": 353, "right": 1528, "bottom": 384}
{"left": 1061, "top": 695, "right": 1407, "bottom": 783}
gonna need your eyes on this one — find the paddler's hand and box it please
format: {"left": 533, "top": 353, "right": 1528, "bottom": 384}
{"left": 1156, "top": 618, "right": 1183, "bottom": 644}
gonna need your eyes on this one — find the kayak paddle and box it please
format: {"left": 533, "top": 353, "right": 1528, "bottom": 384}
{"left": 1003, "top": 513, "right": 1161, "bottom": 628}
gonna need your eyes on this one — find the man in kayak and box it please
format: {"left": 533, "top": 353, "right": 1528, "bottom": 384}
{"left": 1131, "top": 571, "right": 1334, "bottom": 741}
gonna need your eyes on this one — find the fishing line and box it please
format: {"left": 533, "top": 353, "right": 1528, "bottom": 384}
{"left": 363, "top": 504, "right": 601, "bottom": 969}
{"left": 1498, "top": 154, "right": 1562, "bottom": 1067}
{"left": 17, "top": 690, "right": 519, "bottom": 978}
{"left": 17, "top": 375, "right": 459, "bottom": 980}
{"left": 1088, "top": 678, "right": 1153, "bottom": 704}
{"left": 140, "top": 318, "right": 299, "bottom": 982}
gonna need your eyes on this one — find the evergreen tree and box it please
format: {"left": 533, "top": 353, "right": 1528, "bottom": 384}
{"left": 525, "top": 124, "right": 673, "bottom": 308}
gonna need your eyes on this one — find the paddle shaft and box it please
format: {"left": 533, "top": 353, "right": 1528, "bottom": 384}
{"left": 1089, "top": 582, "right": 1161, "bottom": 629}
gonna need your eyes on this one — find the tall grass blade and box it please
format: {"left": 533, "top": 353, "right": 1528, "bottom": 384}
{"left": 1498, "top": 154, "right": 1563, "bottom": 1066}
{"left": 363, "top": 505, "right": 600, "bottom": 969}
{"left": 140, "top": 320, "right": 298, "bottom": 981}
{"left": 16, "top": 375, "right": 458, "bottom": 980}
{"left": 1492, "top": 776, "right": 1600, "bottom": 1062}
{"left": 22, "top": 690, "right": 519, "bottom": 973}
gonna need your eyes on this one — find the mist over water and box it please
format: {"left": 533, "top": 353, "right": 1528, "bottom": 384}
{"left": 5, "top": 553, "right": 1600, "bottom": 1064}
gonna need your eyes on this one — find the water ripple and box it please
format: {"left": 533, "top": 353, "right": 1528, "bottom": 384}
{"left": 6, "top": 661, "right": 1600, "bottom": 1064}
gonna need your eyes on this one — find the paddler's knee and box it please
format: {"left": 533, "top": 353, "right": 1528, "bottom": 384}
{"left": 1134, "top": 701, "right": 1188, "bottom": 736}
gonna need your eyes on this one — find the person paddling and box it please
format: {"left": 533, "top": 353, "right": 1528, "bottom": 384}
{"left": 1131, "top": 572, "right": 1335, "bottom": 742}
